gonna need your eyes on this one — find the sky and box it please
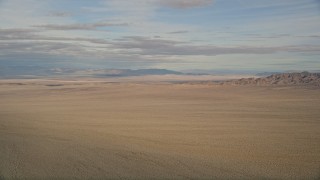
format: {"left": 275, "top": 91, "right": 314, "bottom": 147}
{"left": 0, "top": 0, "right": 320, "bottom": 72}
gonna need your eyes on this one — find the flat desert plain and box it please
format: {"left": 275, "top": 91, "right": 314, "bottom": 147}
{"left": 0, "top": 80, "right": 319, "bottom": 179}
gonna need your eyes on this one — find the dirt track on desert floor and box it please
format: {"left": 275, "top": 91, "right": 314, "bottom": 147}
{"left": 0, "top": 80, "right": 319, "bottom": 179}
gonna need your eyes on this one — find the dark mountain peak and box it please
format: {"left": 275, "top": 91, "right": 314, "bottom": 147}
{"left": 129, "top": 69, "right": 183, "bottom": 75}
{"left": 99, "top": 68, "right": 183, "bottom": 77}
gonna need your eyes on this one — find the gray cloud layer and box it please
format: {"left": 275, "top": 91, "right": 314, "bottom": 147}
{"left": 113, "top": 36, "right": 320, "bottom": 56}
{"left": 167, "top": 30, "right": 189, "bottom": 34}
{"left": 47, "top": 12, "right": 72, "bottom": 17}
{"left": 0, "top": 28, "right": 110, "bottom": 44}
{"left": 158, "top": 0, "right": 213, "bottom": 9}
{"left": 1, "top": 29, "right": 319, "bottom": 62}
{"left": 33, "top": 22, "right": 128, "bottom": 31}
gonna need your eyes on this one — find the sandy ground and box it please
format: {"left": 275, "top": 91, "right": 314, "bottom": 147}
{"left": 0, "top": 80, "right": 319, "bottom": 179}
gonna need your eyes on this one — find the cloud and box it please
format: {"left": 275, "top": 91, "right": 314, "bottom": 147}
{"left": 114, "top": 36, "right": 184, "bottom": 49}
{"left": 47, "top": 12, "right": 72, "bottom": 17}
{"left": 113, "top": 36, "right": 320, "bottom": 56}
{"left": 0, "top": 28, "right": 111, "bottom": 45}
{"left": 167, "top": 30, "right": 189, "bottom": 34}
{"left": 101, "top": 0, "right": 213, "bottom": 10}
{"left": 33, "top": 22, "right": 129, "bottom": 31}
{"left": 157, "top": 0, "right": 213, "bottom": 9}
{"left": 1, "top": 30, "right": 319, "bottom": 60}
{"left": 0, "top": 28, "right": 40, "bottom": 40}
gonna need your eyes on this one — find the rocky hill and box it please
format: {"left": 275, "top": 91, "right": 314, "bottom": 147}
{"left": 221, "top": 72, "right": 320, "bottom": 86}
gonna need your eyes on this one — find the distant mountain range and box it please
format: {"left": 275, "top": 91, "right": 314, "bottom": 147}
{"left": 0, "top": 67, "right": 185, "bottom": 78}
{"left": 222, "top": 72, "right": 320, "bottom": 86}
{"left": 93, "top": 69, "right": 184, "bottom": 77}
{"left": 1, "top": 66, "right": 320, "bottom": 86}
{"left": 255, "top": 72, "right": 280, "bottom": 77}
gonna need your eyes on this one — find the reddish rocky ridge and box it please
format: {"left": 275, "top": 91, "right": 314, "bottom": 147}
{"left": 221, "top": 72, "right": 320, "bottom": 86}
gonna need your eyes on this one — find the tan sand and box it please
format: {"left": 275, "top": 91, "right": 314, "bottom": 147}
{"left": 0, "top": 80, "right": 319, "bottom": 179}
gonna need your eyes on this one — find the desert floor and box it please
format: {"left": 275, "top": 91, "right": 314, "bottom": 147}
{"left": 0, "top": 80, "right": 319, "bottom": 179}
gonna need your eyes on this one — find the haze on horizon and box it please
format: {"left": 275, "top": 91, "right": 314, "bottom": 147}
{"left": 0, "top": 0, "right": 320, "bottom": 73}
